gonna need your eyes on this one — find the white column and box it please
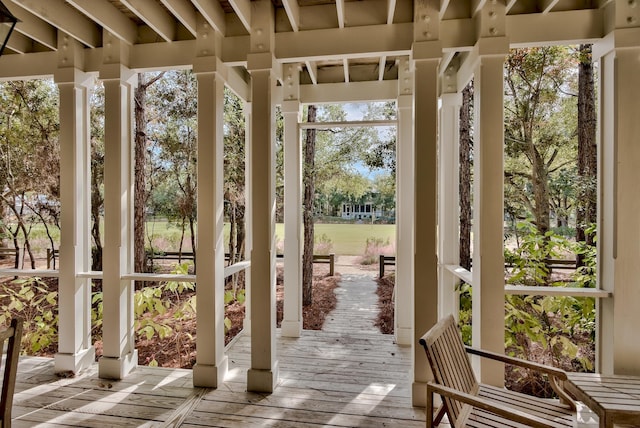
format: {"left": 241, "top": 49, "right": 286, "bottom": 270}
{"left": 395, "top": 57, "right": 413, "bottom": 346}
{"left": 281, "top": 63, "right": 303, "bottom": 338}
{"left": 98, "top": 35, "right": 137, "bottom": 378}
{"left": 438, "top": 92, "right": 462, "bottom": 320}
{"left": 471, "top": 38, "right": 508, "bottom": 386}
{"left": 243, "top": 101, "right": 253, "bottom": 336}
{"left": 247, "top": 53, "right": 279, "bottom": 393}
{"left": 411, "top": 41, "right": 441, "bottom": 407}
{"left": 596, "top": 26, "right": 640, "bottom": 376}
{"left": 54, "top": 34, "right": 95, "bottom": 374}
{"left": 192, "top": 49, "right": 227, "bottom": 387}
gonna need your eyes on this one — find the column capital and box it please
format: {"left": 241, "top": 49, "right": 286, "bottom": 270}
{"left": 412, "top": 40, "right": 442, "bottom": 61}
{"left": 593, "top": 27, "right": 640, "bottom": 59}
{"left": 247, "top": 52, "right": 277, "bottom": 72}
{"left": 54, "top": 67, "right": 94, "bottom": 86}
{"left": 99, "top": 63, "right": 136, "bottom": 84}
{"left": 193, "top": 55, "right": 227, "bottom": 79}
{"left": 441, "top": 92, "right": 463, "bottom": 107}
{"left": 281, "top": 100, "right": 301, "bottom": 115}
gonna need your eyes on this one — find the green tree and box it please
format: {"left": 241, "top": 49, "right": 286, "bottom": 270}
{"left": 0, "top": 80, "right": 60, "bottom": 269}
{"left": 504, "top": 47, "right": 578, "bottom": 238}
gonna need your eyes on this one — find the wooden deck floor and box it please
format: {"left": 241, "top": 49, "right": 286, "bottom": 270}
{"left": 11, "top": 273, "right": 426, "bottom": 427}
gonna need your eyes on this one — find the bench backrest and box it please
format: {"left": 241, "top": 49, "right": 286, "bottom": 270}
{"left": 419, "top": 315, "right": 478, "bottom": 426}
{"left": 0, "top": 318, "right": 22, "bottom": 428}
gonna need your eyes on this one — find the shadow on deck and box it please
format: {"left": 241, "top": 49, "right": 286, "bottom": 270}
{"left": 12, "top": 273, "right": 425, "bottom": 427}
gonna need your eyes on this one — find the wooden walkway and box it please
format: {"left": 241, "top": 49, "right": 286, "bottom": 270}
{"left": 11, "top": 273, "right": 425, "bottom": 427}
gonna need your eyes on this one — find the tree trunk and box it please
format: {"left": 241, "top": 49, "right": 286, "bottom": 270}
{"left": 576, "top": 44, "right": 597, "bottom": 265}
{"left": 134, "top": 73, "right": 148, "bottom": 275}
{"left": 302, "top": 105, "right": 317, "bottom": 306}
{"left": 459, "top": 84, "right": 473, "bottom": 271}
{"left": 531, "top": 146, "right": 551, "bottom": 236}
{"left": 90, "top": 155, "right": 103, "bottom": 271}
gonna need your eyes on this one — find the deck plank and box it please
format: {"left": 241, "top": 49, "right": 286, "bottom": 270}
{"left": 11, "top": 273, "right": 425, "bottom": 427}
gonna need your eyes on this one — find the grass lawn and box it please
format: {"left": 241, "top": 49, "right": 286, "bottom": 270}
{"left": 8, "top": 221, "right": 396, "bottom": 258}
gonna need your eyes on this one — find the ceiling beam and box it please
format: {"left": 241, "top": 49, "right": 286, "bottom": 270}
{"left": 227, "top": 0, "right": 251, "bottom": 33}
{"left": 160, "top": 0, "right": 197, "bottom": 36}
{"left": 9, "top": 2, "right": 57, "bottom": 50}
{"left": 336, "top": 0, "right": 345, "bottom": 28}
{"left": 439, "top": 0, "right": 450, "bottom": 20}
{"left": 120, "top": 0, "right": 177, "bottom": 42}
{"left": 343, "top": 58, "right": 349, "bottom": 82}
{"left": 305, "top": 60, "right": 317, "bottom": 84}
{"left": 471, "top": 0, "right": 487, "bottom": 16}
{"left": 299, "top": 80, "right": 398, "bottom": 103}
{"left": 387, "top": 0, "right": 396, "bottom": 24}
{"left": 66, "top": 0, "right": 137, "bottom": 45}
{"left": 540, "top": 0, "right": 560, "bottom": 14}
{"left": 378, "top": 56, "right": 386, "bottom": 80}
{"left": 11, "top": 0, "right": 101, "bottom": 48}
{"left": 6, "top": 30, "right": 33, "bottom": 53}
{"left": 191, "top": 0, "right": 226, "bottom": 35}
{"left": 281, "top": 0, "right": 300, "bottom": 32}
{"left": 276, "top": 23, "right": 413, "bottom": 63}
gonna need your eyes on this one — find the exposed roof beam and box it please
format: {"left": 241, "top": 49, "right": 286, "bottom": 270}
{"left": 6, "top": 30, "right": 33, "bottom": 53}
{"left": 439, "top": 0, "right": 450, "bottom": 20}
{"left": 281, "top": 0, "right": 300, "bottom": 32}
{"left": 540, "top": 0, "right": 560, "bottom": 14}
{"left": 160, "top": 0, "right": 197, "bottom": 36}
{"left": 387, "top": 0, "right": 396, "bottom": 24}
{"left": 9, "top": 2, "right": 57, "bottom": 50}
{"left": 66, "top": 0, "right": 137, "bottom": 45}
{"left": 336, "top": 0, "right": 345, "bottom": 28}
{"left": 120, "top": 0, "right": 177, "bottom": 42}
{"left": 305, "top": 60, "right": 317, "bottom": 84}
{"left": 505, "top": 0, "right": 518, "bottom": 13}
{"left": 378, "top": 56, "right": 386, "bottom": 80}
{"left": 227, "top": 0, "right": 251, "bottom": 33}
{"left": 191, "top": 0, "right": 226, "bottom": 35}
{"left": 276, "top": 23, "right": 413, "bottom": 63}
{"left": 299, "top": 80, "right": 398, "bottom": 103}
{"left": 343, "top": 58, "right": 349, "bottom": 82}
{"left": 11, "top": 0, "right": 101, "bottom": 48}
{"left": 439, "top": 51, "right": 455, "bottom": 75}
{"left": 471, "top": 0, "right": 487, "bottom": 16}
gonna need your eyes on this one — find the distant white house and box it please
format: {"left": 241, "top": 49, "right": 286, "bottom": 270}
{"left": 340, "top": 202, "right": 382, "bottom": 220}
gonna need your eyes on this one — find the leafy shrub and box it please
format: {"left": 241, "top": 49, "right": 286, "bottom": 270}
{"left": 0, "top": 277, "right": 58, "bottom": 353}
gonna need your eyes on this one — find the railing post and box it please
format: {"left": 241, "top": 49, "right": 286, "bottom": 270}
{"left": 379, "top": 254, "right": 384, "bottom": 279}
{"left": 329, "top": 253, "right": 335, "bottom": 276}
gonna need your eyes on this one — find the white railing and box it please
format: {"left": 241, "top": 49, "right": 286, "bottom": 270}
{"left": 444, "top": 264, "right": 612, "bottom": 298}
{"left": 0, "top": 260, "right": 252, "bottom": 282}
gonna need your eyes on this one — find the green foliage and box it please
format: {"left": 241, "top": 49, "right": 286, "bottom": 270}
{"left": 505, "top": 225, "right": 597, "bottom": 377}
{"left": 505, "top": 220, "right": 569, "bottom": 286}
{"left": 457, "top": 282, "right": 472, "bottom": 346}
{"left": 0, "top": 277, "right": 57, "bottom": 353}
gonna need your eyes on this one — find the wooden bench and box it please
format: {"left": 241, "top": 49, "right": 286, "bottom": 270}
{"left": 419, "top": 315, "right": 577, "bottom": 428}
{"left": 0, "top": 318, "right": 22, "bottom": 428}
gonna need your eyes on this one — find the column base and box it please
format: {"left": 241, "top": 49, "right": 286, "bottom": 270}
{"left": 193, "top": 356, "right": 228, "bottom": 388}
{"left": 412, "top": 381, "right": 428, "bottom": 407}
{"left": 280, "top": 320, "right": 302, "bottom": 338}
{"left": 98, "top": 350, "right": 138, "bottom": 380}
{"left": 394, "top": 326, "right": 412, "bottom": 346}
{"left": 247, "top": 361, "right": 279, "bottom": 393}
{"left": 54, "top": 346, "right": 96, "bottom": 375}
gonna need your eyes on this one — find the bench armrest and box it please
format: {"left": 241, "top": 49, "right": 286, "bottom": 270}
{"left": 427, "top": 382, "right": 568, "bottom": 428}
{"left": 465, "top": 346, "right": 576, "bottom": 410}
